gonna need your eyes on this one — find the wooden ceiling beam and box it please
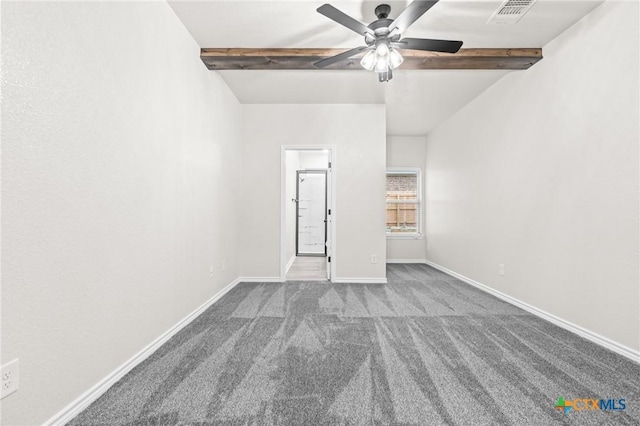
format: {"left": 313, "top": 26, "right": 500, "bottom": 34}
{"left": 200, "top": 48, "right": 542, "bottom": 71}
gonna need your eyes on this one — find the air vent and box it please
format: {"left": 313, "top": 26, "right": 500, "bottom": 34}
{"left": 487, "top": 0, "right": 538, "bottom": 24}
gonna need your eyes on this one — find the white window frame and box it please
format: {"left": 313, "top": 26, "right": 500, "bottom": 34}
{"left": 386, "top": 167, "right": 423, "bottom": 239}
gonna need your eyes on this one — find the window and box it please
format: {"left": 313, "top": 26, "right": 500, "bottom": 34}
{"left": 386, "top": 168, "right": 421, "bottom": 238}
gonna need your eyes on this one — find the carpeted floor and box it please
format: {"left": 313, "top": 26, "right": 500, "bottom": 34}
{"left": 70, "top": 264, "right": 640, "bottom": 425}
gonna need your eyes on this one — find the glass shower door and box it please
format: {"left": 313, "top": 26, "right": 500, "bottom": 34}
{"left": 296, "top": 170, "right": 327, "bottom": 256}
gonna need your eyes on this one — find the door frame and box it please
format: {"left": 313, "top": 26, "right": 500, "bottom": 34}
{"left": 280, "top": 146, "right": 336, "bottom": 282}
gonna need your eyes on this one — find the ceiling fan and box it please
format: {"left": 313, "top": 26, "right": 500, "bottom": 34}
{"left": 314, "top": 0, "right": 463, "bottom": 82}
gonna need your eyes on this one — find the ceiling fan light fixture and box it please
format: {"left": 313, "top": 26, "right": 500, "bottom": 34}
{"left": 389, "top": 48, "right": 404, "bottom": 69}
{"left": 360, "top": 50, "right": 376, "bottom": 70}
{"left": 375, "top": 56, "right": 389, "bottom": 73}
{"left": 315, "top": 1, "right": 463, "bottom": 82}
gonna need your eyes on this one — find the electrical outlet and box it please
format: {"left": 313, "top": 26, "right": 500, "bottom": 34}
{"left": 499, "top": 264, "right": 505, "bottom": 276}
{"left": 221, "top": 260, "right": 226, "bottom": 272}
{"left": 371, "top": 254, "right": 378, "bottom": 264}
{"left": 209, "top": 266, "right": 214, "bottom": 278}
{"left": 1, "top": 359, "right": 19, "bottom": 399}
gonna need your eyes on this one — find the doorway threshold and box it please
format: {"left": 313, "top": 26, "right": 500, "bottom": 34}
{"left": 286, "top": 256, "right": 327, "bottom": 281}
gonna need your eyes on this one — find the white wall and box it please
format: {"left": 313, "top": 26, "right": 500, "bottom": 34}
{"left": 241, "top": 105, "right": 387, "bottom": 281}
{"left": 1, "top": 2, "right": 242, "bottom": 424}
{"left": 386, "top": 136, "right": 427, "bottom": 261}
{"left": 425, "top": 1, "right": 639, "bottom": 351}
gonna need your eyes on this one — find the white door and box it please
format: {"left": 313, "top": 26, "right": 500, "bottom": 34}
{"left": 296, "top": 171, "right": 327, "bottom": 256}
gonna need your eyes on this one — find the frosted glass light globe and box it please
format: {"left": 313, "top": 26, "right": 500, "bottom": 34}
{"left": 376, "top": 43, "right": 389, "bottom": 57}
{"left": 389, "top": 49, "right": 404, "bottom": 69}
{"left": 360, "top": 50, "right": 376, "bottom": 70}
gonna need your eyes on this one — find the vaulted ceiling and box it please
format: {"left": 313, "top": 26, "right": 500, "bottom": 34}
{"left": 168, "top": 0, "right": 602, "bottom": 135}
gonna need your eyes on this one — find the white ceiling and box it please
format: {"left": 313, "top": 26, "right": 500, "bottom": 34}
{"left": 169, "top": 0, "right": 602, "bottom": 135}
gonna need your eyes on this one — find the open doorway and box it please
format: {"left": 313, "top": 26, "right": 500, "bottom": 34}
{"left": 281, "top": 147, "right": 334, "bottom": 281}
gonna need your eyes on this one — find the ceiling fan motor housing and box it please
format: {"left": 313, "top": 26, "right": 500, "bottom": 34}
{"left": 367, "top": 17, "right": 395, "bottom": 45}
{"left": 368, "top": 18, "right": 393, "bottom": 34}
{"left": 368, "top": 5, "right": 400, "bottom": 43}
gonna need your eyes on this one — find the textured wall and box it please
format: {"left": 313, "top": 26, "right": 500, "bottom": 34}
{"left": 1, "top": 2, "right": 241, "bottom": 424}
{"left": 241, "top": 105, "right": 387, "bottom": 281}
{"left": 425, "top": 1, "right": 639, "bottom": 351}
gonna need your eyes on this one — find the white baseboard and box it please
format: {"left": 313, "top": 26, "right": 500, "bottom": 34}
{"left": 424, "top": 260, "right": 640, "bottom": 364}
{"left": 332, "top": 278, "right": 387, "bottom": 284}
{"left": 285, "top": 255, "right": 296, "bottom": 274}
{"left": 387, "top": 259, "right": 428, "bottom": 264}
{"left": 238, "top": 277, "right": 283, "bottom": 283}
{"left": 43, "top": 278, "right": 242, "bottom": 426}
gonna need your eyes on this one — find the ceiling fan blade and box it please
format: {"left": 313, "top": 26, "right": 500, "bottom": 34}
{"left": 317, "top": 4, "right": 374, "bottom": 36}
{"left": 314, "top": 46, "right": 369, "bottom": 68}
{"left": 388, "top": 0, "right": 439, "bottom": 34}
{"left": 394, "top": 38, "right": 463, "bottom": 53}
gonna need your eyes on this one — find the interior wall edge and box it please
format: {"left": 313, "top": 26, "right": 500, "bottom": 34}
{"left": 40, "top": 277, "right": 243, "bottom": 426}
{"left": 424, "top": 260, "right": 640, "bottom": 364}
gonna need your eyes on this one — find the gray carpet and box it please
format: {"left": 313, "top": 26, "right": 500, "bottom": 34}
{"left": 70, "top": 264, "right": 640, "bottom": 425}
